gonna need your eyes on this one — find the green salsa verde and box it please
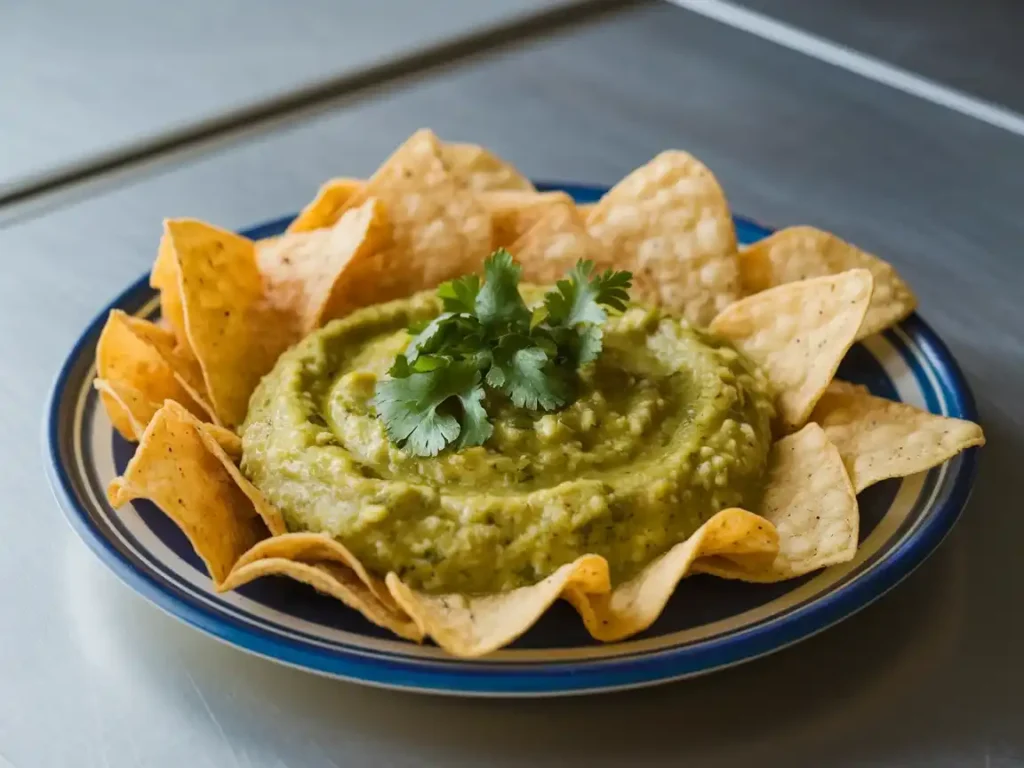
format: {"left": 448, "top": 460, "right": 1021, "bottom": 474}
{"left": 241, "top": 290, "right": 775, "bottom": 594}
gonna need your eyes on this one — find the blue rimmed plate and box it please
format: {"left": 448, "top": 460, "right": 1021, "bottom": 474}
{"left": 46, "top": 182, "right": 980, "bottom": 696}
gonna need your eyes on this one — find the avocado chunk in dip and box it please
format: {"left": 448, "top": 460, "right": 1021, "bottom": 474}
{"left": 241, "top": 290, "right": 775, "bottom": 595}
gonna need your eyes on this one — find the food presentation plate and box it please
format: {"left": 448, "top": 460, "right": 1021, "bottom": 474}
{"left": 46, "top": 182, "right": 980, "bottom": 696}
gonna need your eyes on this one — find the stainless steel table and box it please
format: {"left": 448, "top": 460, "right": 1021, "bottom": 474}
{"left": 2, "top": 3, "right": 1022, "bottom": 766}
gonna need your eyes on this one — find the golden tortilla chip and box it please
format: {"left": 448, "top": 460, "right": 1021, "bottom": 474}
{"left": 107, "top": 401, "right": 267, "bottom": 586}
{"left": 286, "top": 178, "right": 364, "bottom": 234}
{"left": 94, "top": 378, "right": 154, "bottom": 440}
{"left": 220, "top": 533, "right": 421, "bottom": 641}
{"left": 710, "top": 269, "right": 873, "bottom": 431}
{"left": 480, "top": 190, "right": 574, "bottom": 249}
{"left": 257, "top": 198, "right": 392, "bottom": 333}
{"left": 96, "top": 310, "right": 214, "bottom": 438}
{"left": 566, "top": 509, "right": 779, "bottom": 641}
{"left": 811, "top": 381, "right": 985, "bottom": 493}
{"left": 167, "top": 218, "right": 294, "bottom": 428}
{"left": 386, "top": 556, "right": 610, "bottom": 658}
{"left": 339, "top": 129, "right": 492, "bottom": 300}
{"left": 695, "top": 423, "right": 859, "bottom": 582}
{"left": 96, "top": 379, "right": 242, "bottom": 458}
{"left": 509, "top": 202, "right": 612, "bottom": 284}
{"left": 739, "top": 227, "right": 916, "bottom": 339}
{"left": 576, "top": 203, "right": 595, "bottom": 217}
{"left": 440, "top": 142, "right": 534, "bottom": 192}
{"left": 585, "top": 151, "right": 739, "bottom": 325}
{"left": 151, "top": 232, "right": 188, "bottom": 348}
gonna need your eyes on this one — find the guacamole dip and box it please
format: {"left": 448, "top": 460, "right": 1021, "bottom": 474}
{"left": 241, "top": 290, "right": 775, "bottom": 594}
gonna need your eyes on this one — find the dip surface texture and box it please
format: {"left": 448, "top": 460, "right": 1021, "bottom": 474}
{"left": 241, "top": 290, "right": 775, "bottom": 594}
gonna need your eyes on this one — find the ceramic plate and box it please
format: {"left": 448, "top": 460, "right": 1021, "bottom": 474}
{"left": 46, "top": 182, "right": 980, "bottom": 696}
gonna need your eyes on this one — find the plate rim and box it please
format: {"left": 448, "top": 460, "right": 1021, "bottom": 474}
{"left": 44, "top": 181, "right": 981, "bottom": 696}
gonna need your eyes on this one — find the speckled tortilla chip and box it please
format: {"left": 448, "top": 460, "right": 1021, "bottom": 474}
{"left": 168, "top": 218, "right": 295, "bottom": 428}
{"left": 565, "top": 509, "right": 779, "bottom": 641}
{"left": 585, "top": 151, "right": 739, "bottom": 325}
{"left": 710, "top": 269, "right": 873, "bottom": 431}
{"left": 96, "top": 310, "right": 214, "bottom": 438}
{"left": 739, "top": 227, "right": 916, "bottom": 339}
{"left": 440, "top": 142, "right": 534, "bottom": 192}
{"left": 151, "top": 232, "right": 188, "bottom": 348}
{"left": 811, "top": 381, "right": 985, "bottom": 493}
{"left": 221, "top": 533, "right": 421, "bottom": 641}
{"left": 258, "top": 198, "right": 392, "bottom": 333}
{"left": 286, "top": 178, "right": 364, "bottom": 234}
{"left": 694, "top": 423, "right": 859, "bottom": 582}
{"left": 509, "top": 201, "right": 612, "bottom": 284}
{"left": 386, "top": 556, "right": 610, "bottom": 658}
{"left": 480, "top": 190, "right": 574, "bottom": 249}
{"left": 339, "top": 129, "right": 492, "bottom": 303}
{"left": 95, "top": 378, "right": 242, "bottom": 455}
{"left": 106, "top": 401, "right": 267, "bottom": 586}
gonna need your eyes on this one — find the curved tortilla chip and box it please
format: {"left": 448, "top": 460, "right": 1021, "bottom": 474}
{"left": 338, "top": 129, "right": 492, "bottom": 303}
{"left": 811, "top": 381, "right": 985, "bottom": 493}
{"left": 257, "top": 198, "right": 391, "bottom": 334}
{"left": 168, "top": 219, "right": 295, "bottom": 428}
{"left": 151, "top": 232, "right": 188, "bottom": 349}
{"left": 441, "top": 142, "right": 534, "bottom": 192}
{"left": 509, "top": 202, "right": 612, "bottom": 284}
{"left": 585, "top": 150, "right": 739, "bottom": 325}
{"left": 286, "top": 177, "right": 364, "bottom": 234}
{"left": 386, "top": 556, "right": 610, "bottom": 658}
{"left": 694, "top": 423, "right": 858, "bottom": 582}
{"left": 221, "top": 534, "right": 421, "bottom": 641}
{"left": 566, "top": 508, "right": 779, "bottom": 641}
{"left": 107, "top": 401, "right": 267, "bottom": 586}
{"left": 739, "top": 227, "right": 916, "bottom": 339}
{"left": 96, "top": 310, "right": 214, "bottom": 438}
{"left": 710, "top": 269, "right": 873, "bottom": 431}
{"left": 481, "top": 190, "right": 574, "bottom": 249}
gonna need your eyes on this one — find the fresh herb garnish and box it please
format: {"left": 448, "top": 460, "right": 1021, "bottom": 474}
{"left": 372, "top": 250, "right": 633, "bottom": 456}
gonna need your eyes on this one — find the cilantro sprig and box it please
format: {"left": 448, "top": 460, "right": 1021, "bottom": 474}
{"left": 372, "top": 250, "right": 633, "bottom": 456}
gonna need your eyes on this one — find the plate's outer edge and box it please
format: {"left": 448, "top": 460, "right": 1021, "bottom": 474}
{"left": 44, "top": 182, "right": 982, "bottom": 697}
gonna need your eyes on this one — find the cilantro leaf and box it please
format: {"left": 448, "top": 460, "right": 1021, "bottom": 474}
{"left": 544, "top": 260, "right": 633, "bottom": 328}
{"left": 475, "top": 249, "right": 530, "bottom": 328}
{"left": 487, "top": 340, "right": 568, "bottom": 411}
{"left": 372, "top": 361, "right": 490, "bottom": 457}
{"left": 437, "top": 274, "right": 480, "bottom": 314}
{"left": 373, "top": 251, "right": 631, "bottom": 456}
{"left": 454, "top": 381, "right": 493, "bottom": 449}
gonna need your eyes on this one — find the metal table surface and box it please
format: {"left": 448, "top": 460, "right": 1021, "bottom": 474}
{"left": 2, "top": 3, "right": 1023, "bottom": 766}
{"left": 0, "top": 0, "right": 590, "bottom": 198}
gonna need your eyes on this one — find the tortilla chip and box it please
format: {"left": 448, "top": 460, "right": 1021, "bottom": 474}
{"left": 576, "top": 203, "right": 595, "bottom": 217}
{"left": 440, "top": 142, "right": 534, "bottom": 192}
{"left": 96, "top": 310, "right": 213, "bottom": 438}
{"left": 694, "top": 423, "right": 859, "bottom": 582}
{"left": 286, "top": 178, "right": 364, "bottom": 234}
{"left": 509, "top": 202, "right": 613, "bottom": 284}
{"left": 339, "top": 129, "right": 492, "bottom": 300}
{"left": 257, "top": 198, "right": 392, "bottom": 333}
{"left": 151, "top": 233, "right": 188, "bottom": 348}
{"left": 107, "top": 401, "right": 266, "bottom": 585}
{"left": 167, "top": 218, "right": 294, "bottom": 428}
{"left": 220, "top": 533, "right": 421, "bottom": 641}
{"left": 480, "top": 190, "right": 575, "bottom": 249}
{"left": 385, "top": 556, "right": 610, "bottom": 658}
{"left": 565, "top": 509, "right": 779, "bottom": 641}
{"left": 710, "top": 269, "right": 873, "bottom": 431}
{"left": 191, "top": 418, "right": 286, "bottom": 535}
{"left": 811, "top": 381, "right": 985, "bottom": 493}
{"left": 739, "top": 227, "right": 916, "bottom": 339}
{"left": 585, "top": 151, "right": 739, "bottom": 325}
{"left": 94, "top": 378, "right": 154, "bottom": 440}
